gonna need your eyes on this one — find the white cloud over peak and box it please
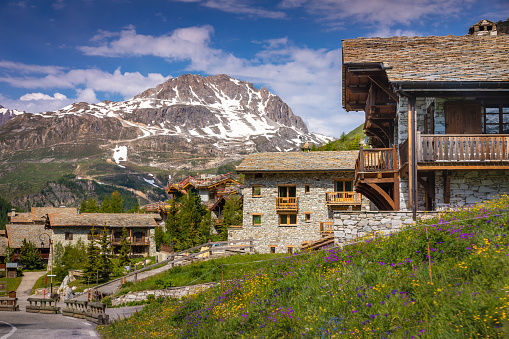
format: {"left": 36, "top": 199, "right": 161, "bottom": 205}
{"left": 20, "top": 92, "right": 67, "bottom": 101}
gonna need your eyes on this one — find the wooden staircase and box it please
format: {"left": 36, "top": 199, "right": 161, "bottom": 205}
{"left": 300, "top": 235, "right": 335, "bottom": 252}
{"left": 355, "top": 146, "right": 400, "bottom": 211}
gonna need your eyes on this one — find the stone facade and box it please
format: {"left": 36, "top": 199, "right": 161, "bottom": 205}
{"left": 52, "top": 226, "right": 156, "bottom": 257}
{"left": 229, "top": 171, "right": 367, "bottom": 253}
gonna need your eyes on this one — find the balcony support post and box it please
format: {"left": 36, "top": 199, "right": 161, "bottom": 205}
{"left": 408, "top": 95, "right": 418, "bottom": 220}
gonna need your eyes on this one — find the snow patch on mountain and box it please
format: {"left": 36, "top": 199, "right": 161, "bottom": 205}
{"left": 112, "top": 145, "right": 127, "bottom": 163}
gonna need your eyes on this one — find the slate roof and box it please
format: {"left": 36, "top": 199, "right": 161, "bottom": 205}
{"left": 10, "top": 207, "right": 77, "bottom": 224}
{"left": 166, "top": 172, "right": 240, "bottom": 192}
{"left": 236, "top": 151, "right": 358, "bottom": 172}
{"left": 342, "top": 34, "right": 509, "bottom": 83}
{"left": 47, "top": 213, "right": 160, "bottom": 228}
{"left": 10, "top": 213, "right": 32, "bottom": 223}
{"left": 6, "top": 224, "right": 48, "bottom": 249}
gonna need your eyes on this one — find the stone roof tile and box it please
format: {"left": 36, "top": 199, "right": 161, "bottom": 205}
{"left": 342, "top": 35, "right": 509, "bottom": 82}
{"left": 48, "top": 213, "right": 160, "bottom": 228}
{"left": 6, "top": 224, "right": 48, "bottom": 249}
{"left": 236, "top": 151, "right": 358, "bottom": 172}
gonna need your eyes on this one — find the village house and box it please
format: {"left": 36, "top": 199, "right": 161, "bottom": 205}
{"left": 229, "top": 151, "right": 367, "bottom": 253}
{"left": 44, "top": 212, "right": 160, "bottom": 257}
{"left": 163, "top": 172, "right": 243, "bottom": 231}
{"left": 341, "top": 21, "right": 509, "bottom": 218}
{"left": 2, "top": 207, "right": 160, "bottom": 261}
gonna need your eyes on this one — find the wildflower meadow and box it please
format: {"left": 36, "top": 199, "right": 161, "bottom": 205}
{"left": 99, "top": 195, "right": 509, "bottom": 338}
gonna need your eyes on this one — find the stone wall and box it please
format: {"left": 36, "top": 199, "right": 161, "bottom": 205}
{"left": 111, "top": 282, "right": 218, "bottom": 306}
{"left": 333, "top": 210, "right": 417, "bottom": 243}
{"left": 229, "top": 171, "right": 365, "bottom": 253}
{"left": 434, "top": 170, "right": 509, "bottom": 207}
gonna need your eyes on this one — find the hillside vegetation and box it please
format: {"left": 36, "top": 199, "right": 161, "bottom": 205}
{"left": 99, "top": 195, "right": 509, "bottom": 338}
{"left": 312, "top": 124, "right": 365, "bottom": 151}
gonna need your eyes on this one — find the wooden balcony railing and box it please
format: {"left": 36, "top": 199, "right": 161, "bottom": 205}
{"left": 418, "top": 133, "right": 509, "bottom": 162}
{"left": 320, "top": 222, "right": 334, "bottom": 235}
{"left": 355, "top": 146, "right": 398, "bottom": 177}
{"left": 111, "top": 237, "right": 122, "bottom": 245}
{"left": 325, "top": 192, "right": 362, "bottom": 205}
{"left": 276, "top": 197, "right": 298, "bottom": 211}
{"left": 132, "top": 237, "right": 148, "bottom": 245}
{"left": 399, "top": 138, "right": 409, "bottom": 167}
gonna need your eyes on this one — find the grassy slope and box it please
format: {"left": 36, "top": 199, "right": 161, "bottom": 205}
{"left": 99, "top": 196, "right": 509, "bottom": 338}
{"left": 313, "top": 123, "right": 365, "bottom": 151}
{"left": 0, "top": 276, "right": 22, "bottom": 295}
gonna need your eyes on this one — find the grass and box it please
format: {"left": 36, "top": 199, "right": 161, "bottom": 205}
{"left": 115, "top": 253, "right": 287, "bottom": 296}
{"left": 32, "top": 274, "right": 63, "bottom": 294}
{"left": 98, "top": 195, "right": 509, "bottom": 338}
{"left": 0, "top": 276, "right": 22, "bottom": 295}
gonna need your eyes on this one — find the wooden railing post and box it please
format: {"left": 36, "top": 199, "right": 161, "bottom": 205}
{"left": 359, "top": 146, "right": 364, "bottom": 172}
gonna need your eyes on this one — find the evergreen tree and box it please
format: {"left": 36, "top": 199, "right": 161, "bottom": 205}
{"left": 19, "top": 239, "right": 43, "bottom": 270}
{"left": 83, "top": 227, "right": 100, "bottom": 284}
{"left": 117, "top": 227, "right": 131, "bottom": 268}
{"left": 154, "top": 225, "right": 164, "bottom": 251}
{"left": 220, "top": 196, "right": 243, "bottom": 240}
{"left": 100, "top": 196, "right": 111, "bottom": 213}
{"left": 3, "top": 245, "right": 15, "bottom": 264}
{"left": 0, "top": 197, "right": 12, "bottom": 230}
{"left": 98, "top": 225, "right": 112, "bottom": 281}
{"left": 80, "top": 198, "right": 100, "bottom": 213}
{"left": 109, "top": 191, "right": 124, "bottom": 213}
{"left": 128, "top": 203, "right": 140, "bottom": 213}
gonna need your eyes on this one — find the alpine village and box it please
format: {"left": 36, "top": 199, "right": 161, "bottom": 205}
{"left": 1, "top": 18, "right": 509, "bottom": 339}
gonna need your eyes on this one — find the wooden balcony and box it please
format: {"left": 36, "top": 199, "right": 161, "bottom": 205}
{"left": 417, "top": 133, "right": 509, "bottom": 168}
{"left": 320, "top": 222, "right": 334, "bottom": 235}
{"left": 276, "top": 197, "right": 298, "bottom": 211}
{"left": 111, "top": 237, "right": 122, "bottom": 245}
{"left": 132, "top": 237, "right": 149, "bottom": 245}
{"left": 325, "top": 192, "right": 361, "bottom": 205}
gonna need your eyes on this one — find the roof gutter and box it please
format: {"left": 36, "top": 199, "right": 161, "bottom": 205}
{"left": 392, "top": 81, "right": 509, "bottom": 91}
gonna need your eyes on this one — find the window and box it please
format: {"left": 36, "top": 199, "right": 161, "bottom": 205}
{"left": 269, "top": 246, "right": 276, "bottom": 254}
{"left": 279, "top": 214, "right": 297, "bottom": 225}
{"left": 252, "top": 214, "right": 262, "bottom": 226}
{"left": 304, "top": 185, "right": 310, "bottom": 193}
{"left": 252, "top": 186, "right": 261, "bottom": 197}
{"left": 304, "top": 212, "right": 311, "bottom": 222}
{"left": 287, "top": 246, "right": 294, "bottom": 254}
{"left": 65, "top": 232, "right": 73, "bottom": 240}
{"left": 335, "top": 180, "right": 353, "bottom": 192}
{"left": 278, "top": 186, "right": 296, "bottom": 198}
{"left": 484, "top": 103, "right": 509, "bottom": 134}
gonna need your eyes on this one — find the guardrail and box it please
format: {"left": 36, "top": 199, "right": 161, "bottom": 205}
{"left": 0, "top": 297, "right": 19, "bottom": 311}
{"left": 26, "top": 297, "right": 60, "bottom": 314}
{"left": 62, "top": 300, "right": 109, "bottom": 324}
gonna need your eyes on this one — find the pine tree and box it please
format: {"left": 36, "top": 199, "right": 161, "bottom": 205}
{"left": 117, "top": 227, "right": 131, "bottom": 268}
{"left": 98, "top": 225, "right": 112, "bottom": 281}
{"left": 109, "top": 191, "right": 124, "bottom": 213}
{"left": 19, "top": 239, "right": 43, "bottom": 270}
{"left": 100, "top": 196, "right": 111, "bottom": 213}
{"left": 3, "top": 245, "right": 15, "bottom": 264}
{"left": 83, "top": 227, "right": 100, "bottom": 283}
{"left": 80, "top": 198, "right": 100, "bottom": 213}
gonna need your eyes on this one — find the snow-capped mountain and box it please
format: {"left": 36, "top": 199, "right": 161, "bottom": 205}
{"left": 0, "top": 105, "right": 26, "bottom": 126}
{"left": 0, "top": 74, "right": 331, "bottom": 171}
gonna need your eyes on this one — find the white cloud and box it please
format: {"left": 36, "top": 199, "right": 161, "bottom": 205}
{"left": 20, "top": 92, "right": 68, "bottom": 101}
{"left": 173, "top": 0, "right": 286, "bottom": 19}
{"left": 0, "top": 60, "right": 65, "bottom": 75}
{"left": 279, "top": 0, "right": 475, "bottom": 28}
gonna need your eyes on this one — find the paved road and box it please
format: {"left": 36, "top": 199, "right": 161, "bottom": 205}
{"left": 0, "top": 270, "right": 100, "bottom": 338}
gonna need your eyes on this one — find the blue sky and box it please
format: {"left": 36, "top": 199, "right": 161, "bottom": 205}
{"left": 0, "top": 0, "right": 508, "bottom": 137}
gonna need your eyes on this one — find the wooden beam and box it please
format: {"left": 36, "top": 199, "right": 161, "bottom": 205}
{"left": 418, "top": 164, "right": 509, "bottom": 170}
{"left": 367, "top": 183, "right": 395, "bottom": 210}
{"left": 443, "top": 170, "right": 451, "bottom": 204}
{"left": 369, "top": 76, "right": 399, "bottom": 102}
{"left": 347, "top": 86, "right": 369, "bottom": 94}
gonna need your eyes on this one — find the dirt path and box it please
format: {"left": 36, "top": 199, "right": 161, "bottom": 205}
{"left": 16, "top": 271, "right": 47, "bottom": 308}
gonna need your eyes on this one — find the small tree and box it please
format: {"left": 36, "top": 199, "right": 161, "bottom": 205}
{"left": 80, "top": 198, "right": 100, "bottom": 213}
{"left": 100, "top": 196, "right": 111, "bottom": 213}
{"left": 19, "top": 239, "right": 44, "bottom": 270}
{"left": 117, "top": 227, "right": 131, "bottom": 268}
{"left": 220, "top": 196, "right": 243, "bottom": 240}
{"left": 154, "top": 225, "right": 164, "bottom": 251}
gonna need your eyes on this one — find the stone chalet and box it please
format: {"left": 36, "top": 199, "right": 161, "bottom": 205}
{"left": 229, "top": 151, "right": 369, "bottom": 253}
{"left": 45, "top": 212, "right": 160, "bottom": 257}
{"left": 2, "top": 207, "right": 161, "bottom": 261}
{"left": 5, "top": 207, "right": 77, "bottom": 261}
{"left": 342, "top": 25, "right": 509, "bottom": 215}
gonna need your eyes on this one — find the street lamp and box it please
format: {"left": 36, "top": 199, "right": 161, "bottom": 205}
{"left": 39, "top": 233, "right": 54, "bottom": 295}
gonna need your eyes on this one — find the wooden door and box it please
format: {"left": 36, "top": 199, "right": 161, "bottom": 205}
{"left": 445, "top": 101, "right": 481, "bottom": 134}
